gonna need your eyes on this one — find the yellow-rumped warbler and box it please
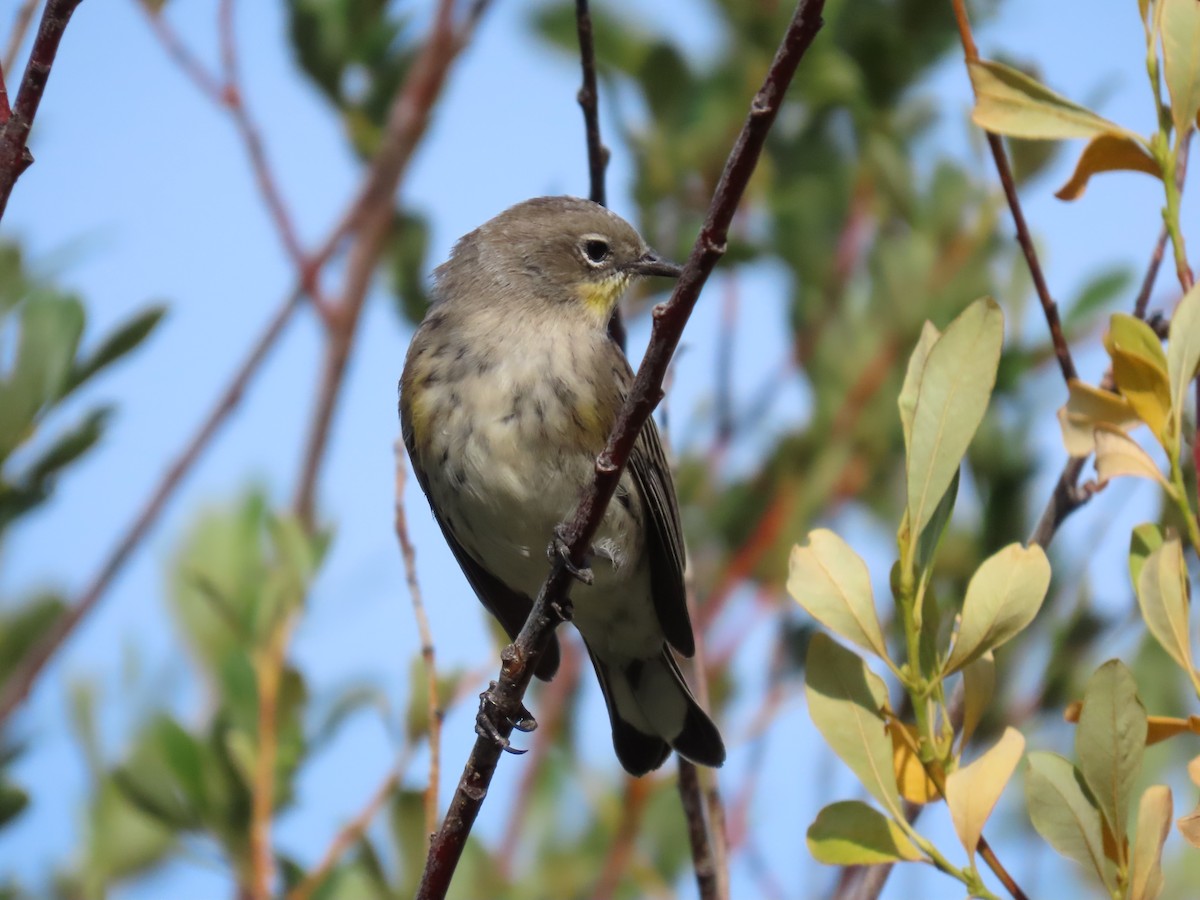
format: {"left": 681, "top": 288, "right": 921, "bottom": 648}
{"left": 399, "top": 196, "right": 724, "bottom": 775}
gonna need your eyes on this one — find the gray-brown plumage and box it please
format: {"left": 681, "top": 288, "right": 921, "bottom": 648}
{"left": 399, "top": 196, "right": 724, "bottom": 775}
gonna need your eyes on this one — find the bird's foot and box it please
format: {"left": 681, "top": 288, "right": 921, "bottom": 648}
{"left": 549, "top": 524, "right": 593, "bottom": 586}
{"left": 474, "top": 683, "right": 536, "bottom": 754}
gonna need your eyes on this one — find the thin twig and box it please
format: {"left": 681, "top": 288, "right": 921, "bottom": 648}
{"left": 1133, "top": 226, "right": 1170, "bottom": 320}
{"left": 415, "top": 4, "right": 826, "bottom": 897}
{"left": 285, "top": 755, "right": 410, "bottom": 900}
{"left": 574, "top": 0, "right": 608, "bottom": 207}
{"left": 678, "top": 759, "right": 720, "bottom": 900}
{"left": 951, "top": 0, "right": 1076, "bottom": 386}
{"left": 137, "top": 2, "right": 224, "bottom": 103}
{"left": 395, "top": 445, "right": 440, "bottom": 841}
{"left": 2, "top": 0, "right": 40, "bottom": 75}
{"left": 249, "top": 618, "right": 294, "bottom": 900}
{"left": 0, "top": 0, "right": 84, "bottom": 221}
{"left": 293, "top": 0, "right": 486, "bottom": 526}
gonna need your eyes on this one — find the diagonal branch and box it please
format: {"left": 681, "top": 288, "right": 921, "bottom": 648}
{"left": 0, "top": 0, "right": 83, "bottom": 221}
{"left": 574, "top": 0, "right": 608, "bottom": 207}
{"left": 415, "top": 3, "right": 826, "bottom": 897}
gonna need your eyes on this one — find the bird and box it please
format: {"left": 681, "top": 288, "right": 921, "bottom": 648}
{"left": 399, "top": 195, "right": 724, "bottom": 775}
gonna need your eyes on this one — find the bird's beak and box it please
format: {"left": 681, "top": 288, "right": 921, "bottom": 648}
{"left": 624, "top": 250, "right": 683, "bottom": 278}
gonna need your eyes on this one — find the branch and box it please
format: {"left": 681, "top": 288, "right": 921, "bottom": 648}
{"left": 249, "top": 619, "right": 293, "bottom": 900}
{"left": 292, "top": 0, "right": 487, "bottom": 526}
{"left": 0, "top": 0, "right": 83, "bottom": 221}
{"left": 574, "top": 0, "right": 608, "bottom": 207}
{"left": 678, "top": 759, "right": 721, "bottom": 900}
{"left": 394, "top": 444, "right": 440, "bottom": 840}
{"left": 951, "top": 0, "right": 1076, "bottom": 385}
{"left": 415, "top": 4, "right": 826, "bottom": 897}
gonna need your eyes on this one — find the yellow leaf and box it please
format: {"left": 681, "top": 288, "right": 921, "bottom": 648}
{"left": 1093, "top": 425, "right": 1172, "bottom": 491}
{"left": 946, "top": 728, "right": 1025, "bottom": 863}
{"left": 1055, "top": 132, "right": 1161, "bottom": 201}
{"left": 1146, "top": 715, "right": 1196, "bottom": 745}
{"left": 1188, "top": 755, "right": 1200, "bottom": 787}
{"left": 959, "top": 652, "right": 995, "bottom": 752}
{"left": 1057, "top": 378, "right": 1138, "bottom": 456}
{"left": 887, "top": 721, "right": 941, "bottom": 804}
{"left": 969, "top": 60, "right": 1130, "bottom": 140}
{"left": 1129, "top": 786, "right": 1172, "bottom": 900}
{"left": 1177, "top": 803, "right": 1200, "bottom": 848}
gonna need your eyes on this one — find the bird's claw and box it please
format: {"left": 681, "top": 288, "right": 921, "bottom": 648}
{"left": 549, "top": 525, "right": 594, "bottom": 586}
{"left": 475, "top": 684, "right": 536, "bottom": 754}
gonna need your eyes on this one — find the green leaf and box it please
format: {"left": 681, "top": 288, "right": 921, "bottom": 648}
{"left": 805, "top": 634, "right": 901, "bottom": 817}
{"left": 1054, "top": 133, "right": 1160, "bottom": 201}
{"left": 1159, "top": 0, "right": 1200, "bottom": 140}
{"left": 959, "top": 651, "right": 995, "bottom": 751}
{"left": 28, "top": 406, "right": 111, "bottom": 481}
{"left": 969, "top": 60, "right": 1131, "bottom": 140}
{"left": 1128, "top": 785, "right": 1172, "bottom": 900}
{"left": 906, "top": 298, "right": 1004, "bottom": 543}
{"left": 1064, "top": 267, "right": 1134, "bottom": 331}
{"left": 1076, "top": 660, "right": 1147, "bottom": 852}
{"left": 65, "top": 304, "right": 166, "bottom": 394}
{"left": 1025, "top": 752, "right": 1109, "bottom": 884}
{"left": 787, "top": 530, "right": 888, "bottom": 660}
{"left": 1166, "top": 281, "right": 1200, "bottom": 444}
{"left": 944, "top": 543, "right": 1051, "bottom": 674}
{"left": 898, "top": 321, "right": 940, "bottom": 452}
{"left": 0, "top": 777, "right": 28, "bottom": 828}
{"left": 914, "top": 469, "right": 958, "bottom": 576}
{"left": 388, "top": 211, "right": 431, "bottom": 325}
{"left": 945, "top": 727, "right": 1025, "bottom": 862}
{"left": 1135, "top": 535, "right": 1194, "bottom": 673}
{"left": 0, "top": 594, "right": 65, "bottom": 691}
{"left": 1129, "top": 523, "right": 1166, "bottom": 594}
{"left": 806, "top": 800, "right": 923, "bottom": 865}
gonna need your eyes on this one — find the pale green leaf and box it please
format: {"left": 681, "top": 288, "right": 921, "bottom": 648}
{"left": 899, "top": 320, "right": 941, "bottom": 453}
{"left": 969, "top": 59, "right": 1131, "bottom": 140}
{"left": 1129, "top": 785, "right": 1172, "bottom": 900}
{"left": 807, "top": 800, "right": 923, "bottom": 865}
{"left": 1135, "top": 535, "right": 1194, "bottom": 673}
{"left": 959, "top": 651, "right": 995, "bottom": 752}
{"left": 1076, "top": 660, "right": 1147, "bottom": 850}
{"left": 1093, "top": 425, "right": 1172, "bottom": 491}
{"left": 906, "top": 298, "right": 1004, "bottom": 542}
{"left": 1167, "top": 280, "right": 1200, "bottom": 443}
{"left": 1056, "top": 379, "right": 1138, "bottom": 457}
{"left": 1160, "top": 0, "right": 1200, "bottom": 139}
{"left": 946, "top": 728, "right": 1025, "bottom": 862}
{"left": 944, "top": 543, "right": 1051, "bottom": 674}
{"left": 805, "top": 633, "right": 901, "bottom": 817}
{"left": 1130, "top": 523, "right": 1166, "bottom": 592}
{"left": 1026, "top": 752, "right": 1110, "bottom": 884}
{"left": 788, "top": 530, "right": 888, "bottom": 660}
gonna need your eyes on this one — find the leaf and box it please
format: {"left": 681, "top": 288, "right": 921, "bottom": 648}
{"left": 806, "top": 800, "right": 923, "bottom": 865}
{"left": 805, "top": 633, "right": 902, "bottom": 817}
{"left": 1135, "top": 535, "right": 1194, "bottom": 673}
{"left": 1129, "top": 785, "right": 1172, "bottom": 900}
{"left": 1167, "top": 280, "right": 1200, "bottom": 443}
{"left": 1076, "top": 660, "right": 1147, "bottom": 851}
{"left": 1129, "top": 523, "right": 1166, "bottom": 595}
{"left": 1064, "top": 266, "right": 1134, "bottom": 330}
{"left": 1056, "top": 379, "right": 1138, "bottom": 457}
{"left": 1159, "top": 0, "right": 1200, "bottom": 140}
{"left": 944, "top": 543, "right": 1051, "bottom": 674}
{"left": 1093, "top": 425, "right": 1172, "bottom": 491}
{"left": 959, "top": 652, "right": 995, "bottom": 751}
{"left": 946, "top": 728, "right": 1025, "bottom": 862}
{"left": 898, "top": 320, "right": 941, "bottom": 453}
{"left": 906, "top": 298, "right": 1004, "bottom": 542}
{"left": 1190, "top": 755, "right": 1200, "bottom": 786}
{"left": 27, "top": 406, "right": 111, "bottom": 481}
{"left": 887, "top": 721, "right": 939, "bottom": 804}
{"left": 969, "top": 59, "right": 1131, "bottom": 140}
{"left": 1177, "top": 801, "right": 1200, "bottom": 848}
{"left": 1106, "top": 314, "right": 1171, "bottom": 441}
{"left": 1146, "top": 714, "right": 1199, "bottom": 744}
{"left": 914, "top": 469, "right": 958, "bottom": 576}
{"left": 788, "top": 530, "right": 888, "bottom": 660}
{"left": 1026, "top": 752, "right": 1109, "bottom": 883}
{"left": 65, "top": 305, "right": 166, "bottom": 394}
{"left": 1054, "top": 133, "right": 1161, "bottom": 200}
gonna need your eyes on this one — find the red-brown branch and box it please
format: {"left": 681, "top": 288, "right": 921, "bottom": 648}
{"left": 0, "top": 0, "right": 83, "bottom": 220}
{"left": 415, "top": 4, "right": 826, "bottom": 896}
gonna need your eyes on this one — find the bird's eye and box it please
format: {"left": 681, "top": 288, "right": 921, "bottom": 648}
{"left": 582, "top": 238, "right": 611, "bottom": 265}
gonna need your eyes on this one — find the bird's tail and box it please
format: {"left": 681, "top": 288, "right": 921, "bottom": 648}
{"left": 588, "top": 646, "right": 726, "bottom": 776}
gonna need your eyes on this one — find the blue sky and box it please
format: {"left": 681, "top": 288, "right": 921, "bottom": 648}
{"left": 0, "top": 0, "right": 1194, "bottom": 897}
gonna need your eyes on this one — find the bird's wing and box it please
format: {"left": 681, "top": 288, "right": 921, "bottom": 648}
{"left": 400, "top": 392, "right": 560, "bottom": 681}
{"left": 624, "top": 382, "right": 696, "bottom": 658}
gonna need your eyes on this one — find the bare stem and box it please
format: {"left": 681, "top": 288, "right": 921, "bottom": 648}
{"left": 415, "top": 4, "right": 826, "bottom": 897}
{"left": 249, "top": 619, "right": 293, "bottom": 900}
{"left": 574, "top": 0, "right": 608, "bottom": 207}
{"left": 395, "top": 445, "right": 440, "bottom": 840}
{"left": 0, "top": 0, "right": 84, "bottom": 220}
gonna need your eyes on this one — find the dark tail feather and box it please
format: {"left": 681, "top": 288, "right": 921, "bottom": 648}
{"left": 662, "top": 651, "right": 725, "bottom": 768}
{"left": 588, "top": 650, "right": 671, "bottom": 776}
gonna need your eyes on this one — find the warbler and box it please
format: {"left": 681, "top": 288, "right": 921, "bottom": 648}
{"left": 399, "top": 196, "right": 725, "bottom": 775}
